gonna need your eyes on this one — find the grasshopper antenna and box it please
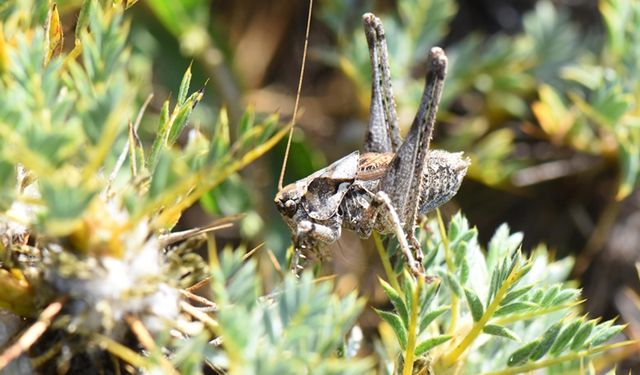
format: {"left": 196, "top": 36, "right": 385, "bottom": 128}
{"left": 277, "top": 0, "right": 314, "bottom": 191}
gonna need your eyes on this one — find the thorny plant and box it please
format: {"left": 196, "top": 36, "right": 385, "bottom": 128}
{"left": 0, "top": 1, "right": 292, "bottom": 373}
{"left": 0, "top": 0, "right": 634, "bottom": 374}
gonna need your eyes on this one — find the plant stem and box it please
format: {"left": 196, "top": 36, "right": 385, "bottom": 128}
{"left": 92, "top": 333, "right": 150, "bottom": 370}
{"left": 436, "top": 210, "right": 458, "bottom": 336}
{"left": 491, "top": 301, "right": 583, "bottom": 326}
{"left": 441, "top": 260, "right": 525, "bottom": 367}
{"left": 479, "top": 341, "right": 634, "bottom": 375}
{"left": 403, "top": 275, "right": 424, "bottom": 375}
{"left": 373, "top": 232, "right": 401, "bottom": 292}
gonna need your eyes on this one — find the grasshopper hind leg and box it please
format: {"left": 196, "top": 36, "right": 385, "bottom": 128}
{"left": 350, "top": 183, "right": 425, "bottom": 277}
{"left": 362, "top": 13, "right": 401, "bottom": 154}
{"left": 373, "top": 191, "right": 424, "bottom": 277}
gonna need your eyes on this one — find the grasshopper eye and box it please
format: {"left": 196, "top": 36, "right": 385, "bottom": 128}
{"left": 284, "top": 199, "right": 297, "bottom": 216}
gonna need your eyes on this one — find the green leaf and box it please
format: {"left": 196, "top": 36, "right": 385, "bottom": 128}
{"left": 529, "top": 321, "right": 562, "bottom": 360}
{"left": 570, "top": 320, "right": 595, "bottom": 350}
{"left": 177, "top": 64, "right": 192, "bottom": 106}
{"left": 494, "top": 301, "right": 537, "bottom": 316}
{"left": 380, "top": 278, "right": 409, "bottom": 326}
{"left": 419, "top": 305, "right": 450, "bottom": 332}
{"left": 501, "top": 285, "right": 533, "bottom": 306}
{"left": 589, "top": 324, "right": 623, "bottom": 347}
{"left": 414, "top": 335, "right": 452, "bottom": 356}
{"left": 238, "top": 108, "right": 255, "bottom": 138}
{"left": 464, "top": 287, "right": 484, "bottom": 322}
{"left": 551, "top": 288, "right": 580, "bottom": 305}
{"left": 40, "top": 181, "right": 97, "bottom": 221}
{"left": 148, "top": 152, "right": 180, "bottom": 199}
{"left": 483, "top": 324, "right": 519, "bottom": 341}
{"left": 207, "top": 110, "right": 230, "bottom": 163}
{"left": 540, "top": 284, "right": 561, "bottom": 306}
{"left": 167, "top": 97, "right": 195, "bottom": 145}
{"left": 421, "top": 281, "right": 441, "bottom": 310}
{"left": 401, "top": 271, "right": 417, "bottom": 313}
{"left": 375, "top": 309, "right": 408, "bottom": 350}
{"left": 487, "top": 223, "right": 523, "bottom": 272}
{"left": 550, "top": 319, "right": 582, "bottom": 355}
{"left": 530, "top": 288, "right": 545, "bottom": 304}
{"left": 0, "top": 161, "right": 16, "bottom": 210}
{"left": 422, "top": 246, "right": 439, "bottom": 270}
{"left": 441, "top": 271, "right": 464, "bottom": 297}
{"left": 617, "top": 138, "right": 640, "bottom": 199}
{"left": 459, "top": 257, "right": 470, "bottom": 284}
{"left": 507, "top": 340, "right": 539, "bottom": 367}
{"left": 149, "top": 100, "right": 171, "bottom": 170}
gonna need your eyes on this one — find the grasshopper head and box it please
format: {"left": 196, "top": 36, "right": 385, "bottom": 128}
{"left": 274, "top": 182, "right": 305, "bottom": 228}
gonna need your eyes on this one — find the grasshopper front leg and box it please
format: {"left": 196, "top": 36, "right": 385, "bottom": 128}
{"left": 290, "top": 219, "right": 341, "bottom": 274}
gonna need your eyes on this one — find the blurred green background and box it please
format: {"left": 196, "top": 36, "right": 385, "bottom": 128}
{"left": 56, "top": 0, "right": 638, "bottom": 339}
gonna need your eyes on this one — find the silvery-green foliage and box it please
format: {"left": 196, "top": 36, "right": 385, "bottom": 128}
{"left": 376, "top": 213, "right": 625, "bottom": 374}
{"left": 202, "top": 248, "right": 372, "bottom": 375}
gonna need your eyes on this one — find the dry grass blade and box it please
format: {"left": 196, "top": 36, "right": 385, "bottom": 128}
{"left": 266, "top": 248, "right": 283, "bottom": 274}
{"left": 159, "top": 222, "right": 234, "bottom": 247}
{"left": 180, "top": 301, "right": 219, "bottom": 332}
{"left": 0, "top": 296, "right": 67, "bottom": 371}
{"left": 179, "top": 289, "right": 217, "bottom": 309}
{"left": 125, "top": 315, "right": 179, "bottom": 375}
{"left": 277, "top": 0, "right": 314, "bottom": 190}
{"left": 242, "top": 242, "right": 265, "bottom": 261}
{"left": 186, "top": 276, "right": 211, "bottom": 292}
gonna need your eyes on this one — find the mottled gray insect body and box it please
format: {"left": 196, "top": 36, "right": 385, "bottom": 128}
{"left": 275, "top": 13, "right": 470, "bottom": 275}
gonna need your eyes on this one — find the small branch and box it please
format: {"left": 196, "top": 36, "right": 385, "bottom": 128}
{"left": 92, "top": 333, "right": 149, "bottom": 370}
{"left": 266, "top": 248, "right": 283, "bottom": 275}
{"left": 0, "top": 296, "right": 67, "bottom": 371}
{"left": 180, "top": 301, "right": 219, "bottom": 332}
{"left": 186, "top": 277, "right": 211, "bottom": 292}
{"left": 30, "top": 339, "right": 62, "bottom": 368}
{"left": 442, "top": 260, "right": 527, "bottom": 367}
{"left": 179, "top": 289, "right": 217, "bottom": 310}
{"left": 159, "top": 220, "right": 238, "bottom": 247}
{"left": 242, "top": 242, "right": 265, "bottom": 261}
{"left": 108, "top": 93, "right": 153, "bottom": 187}
{"left": 491, "top": 301, "right": 584, "bottom": 326}
{"left": 125, "top": 315, "right": 179, "bottom": 375}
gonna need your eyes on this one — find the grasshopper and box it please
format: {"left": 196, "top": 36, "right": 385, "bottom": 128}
{"left": 275, "top": 13, "right": 469, "bottom": 276}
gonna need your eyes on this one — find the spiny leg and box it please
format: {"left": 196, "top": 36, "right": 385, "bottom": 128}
{"left": 362, "top": 13, "right": 401, "bottom": 153}
{"left": 378, "top": 47, "right": 448, "bottom": 265}
{"left": 349, "top": 183, "right": 424, "bottom": 276}
{"left": 374, "top": 191, "right": 423, "bottom": 277}
{"left": 290, "top": 220, "right": 341, "bottom": 275}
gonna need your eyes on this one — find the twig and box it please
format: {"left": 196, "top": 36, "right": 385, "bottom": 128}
{"left": 266, "top": 248, "right": 283, "bottom": 274}
{"left": 242, "top": 242, "right": 265, "bottom": 261}
{"left": 125, "top": 315, "right": 179, "bottom": 375}
{"left": 179, "top": 289, "right": 217, "bottom": 309}
{"left": 108, "top": 93, "right": 153, "bottom": 186}
{"left": 180, "top": 301, "right": 219, "bottom": 332}
{"left": 92, "top": 333, "right": 149, "bottom": 370}
{"left": 186, "top": 277, "right": 210, "bottom": 292}
{"left": 277, "top": 0, "right": 314, "bottom": 190}
{"left": 0, "top": 296, "right": 67, "bottom": 371}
